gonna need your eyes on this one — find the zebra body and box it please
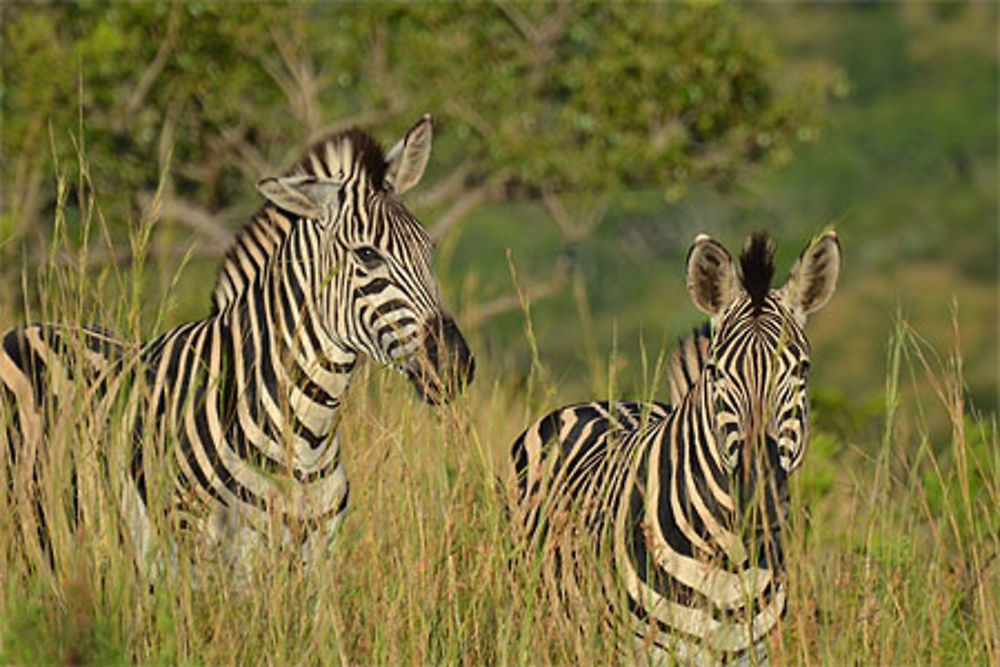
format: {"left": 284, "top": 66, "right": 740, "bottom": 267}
{"left": 509, "top": 231, "right": 840, "bottom": 664}
{"left": 2, "top": 115, "right": 473, "bottom": 572}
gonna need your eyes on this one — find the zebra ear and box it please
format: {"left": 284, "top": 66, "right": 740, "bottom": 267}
{"left": 686, "top": 234, "right": 740, "bottom": 316}
{"left": 256, "top": 175, "right": 340, "bottom": 220}
{"left": 385, "top": 114, "right": 433, "bottom": 195}
{"left": 780, "top": 230, "right": 841, "bottom": 320}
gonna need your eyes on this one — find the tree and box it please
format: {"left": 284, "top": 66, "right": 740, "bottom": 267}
{"left": 1, "top": 2, "right": 839, "bottom": 323}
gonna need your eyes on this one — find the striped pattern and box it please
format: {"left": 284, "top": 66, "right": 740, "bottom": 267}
{"left": 668, "top": 323, "right": 711, "bottom": 407}
{"left": 2, "top": 116, "right": 473, "bottom": 572}
{"left": 509, "top": 231, "right": 839, "bottom": 664}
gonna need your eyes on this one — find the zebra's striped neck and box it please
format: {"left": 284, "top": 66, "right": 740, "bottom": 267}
{"left": 633, "top": 369, "right": 785, "bottom": 657}
{"left": 687, "top": 369, "right": 725, "bottom": 468}
{"left": 215, "top": 215, "right": 356, "bottom": 473}
{"left": 678, "top": 355, "right": 788, "bottom": 568}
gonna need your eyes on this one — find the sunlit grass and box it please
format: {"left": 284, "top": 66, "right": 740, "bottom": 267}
{"left": 1, "top": 165, "right": 997, "bottom": 664}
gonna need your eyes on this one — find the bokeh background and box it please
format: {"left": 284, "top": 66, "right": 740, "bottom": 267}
{"left": 3, "top": 3, "right": 995, "bottom": 432}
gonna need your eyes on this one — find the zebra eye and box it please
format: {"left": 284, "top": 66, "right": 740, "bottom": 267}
{"left": 354, "top": 246, "right": 383, "bottom": 269}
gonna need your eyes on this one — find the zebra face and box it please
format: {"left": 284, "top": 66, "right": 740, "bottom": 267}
{"left": 705, "top": 298, "right": 811, "bottom": 474}
{"left": 687, "top": 231, "right": 841, "bottom": 479}
{"left": 256, "top": 115, "right": 474, "bottom": 405}
{"left": 333, "top": 202, "right": 474, "bottom": 405}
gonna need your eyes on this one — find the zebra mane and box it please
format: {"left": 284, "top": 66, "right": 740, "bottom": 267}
{"left": 739, "top": 231, "right": 776, "bottom": 314}
{"left": 293, "top": 128, "right": 389, "bottom": 190}
{"left": 210, "top": 128, "right": 388, "bottom": 313}
{"left": 667, "top": 322, "right": 712, "bottom": 406}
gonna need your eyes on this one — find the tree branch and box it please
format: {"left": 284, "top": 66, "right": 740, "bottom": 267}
{"left": 217, "top": 124, "right": 271, "bottom": 181}
{"left": 540, "top": 186, "right": 609, "bottom": 244}
{"left": 445, "top": 96, "right": 496, "bottom": 142}
{"left": 494, "top": 0, "right": 538, "bottom": 43}
{"left": 368, "top": 17, "right": 403, "bottom": 101}
{"left": 577, "top": 194, "right": 610, "bottom": 240}
{"left": 540, "top": 186, "right": 574, "bottom": 241}
{"left": 136, "top": 192, "right": 234, "bottom": 252}
{"left": 268, "top": 18, "right": 323, "bottom": 137}
{"left": 157, "top": 98, "right": 183, "bottom": 175}
{"left": 495, "top": 0, "right": 572, "bottom": 51}
{"left": 410, "top": 159, "right": 477, "bottom": 210}
{"left": 536, "top": 0, "right": 574, "bottom": 50}
{"left": 429, "top": 183, "right": 498, "bottom": 241}
{"left": 118, "top": 6, "right": 181, "bottom": 128}
{"left": 464, "top": 260, "right": 570, "bottom": 328}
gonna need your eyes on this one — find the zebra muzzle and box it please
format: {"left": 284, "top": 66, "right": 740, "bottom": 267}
{"left": 732, "top": 435, "right": 789, "bottom": 547}
{"left": 406, "top": 315, "right": 474, "bottom": 405}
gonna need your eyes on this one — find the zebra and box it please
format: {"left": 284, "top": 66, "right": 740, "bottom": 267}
{"left": 508, "top": 230, "right": 841, "bottom": 664}
{"left": 1, "top": 114, "right": 474, "bottom": 574}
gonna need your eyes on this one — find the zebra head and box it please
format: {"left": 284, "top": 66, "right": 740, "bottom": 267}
{"left": 255, "top": 115, "right": 474, "bottom": 404}
{"left": 685, "top": 231, "right": 840, "bottom": 516}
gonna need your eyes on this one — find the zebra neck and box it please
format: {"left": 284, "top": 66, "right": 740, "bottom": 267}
{"left": 658, "top": 374, "right": 742, "bottom": 544}
{"left": 219, "top": 249, "right": 357, "bottom": 464}
{"left": 264, "top": 222, "right": 356, "bottom": 404}
{"left": 683, "top": 371, "right": 787, "bottom": 568}
{"left": 684, "top": 375, "right": 726, "bottom": 470}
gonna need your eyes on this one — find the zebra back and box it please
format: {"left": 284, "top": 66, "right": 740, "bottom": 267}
{"left": 667, "top": 323, "right": 712, "bottom": 407}
{"left": 1, "top": 325, "right": 142, "bottom": 572}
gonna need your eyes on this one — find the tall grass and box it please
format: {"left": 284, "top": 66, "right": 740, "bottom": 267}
{"left": 1, "top": 162, "right": 997, "bottom": 664}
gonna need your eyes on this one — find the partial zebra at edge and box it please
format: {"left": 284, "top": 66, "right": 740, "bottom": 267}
{"left": 0, "top": 324, "right": 139, "bottom": 575}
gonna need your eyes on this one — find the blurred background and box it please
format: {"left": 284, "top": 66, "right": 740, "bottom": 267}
{"left": 2, "top": 2, "right": 996, "bottom": 440}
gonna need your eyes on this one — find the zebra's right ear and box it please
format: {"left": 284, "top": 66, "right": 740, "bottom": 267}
{"left": 686, "top": 234, "right": 740, "bottom": 316}
{"left": 385, "top": 114, "right": 433, "bottom": 195}
{"left": 256, "top": 175, "right": 340, "bottom": 220}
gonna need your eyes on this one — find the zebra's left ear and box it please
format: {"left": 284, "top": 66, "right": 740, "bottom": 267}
{"left": 385, "top": 114, "right": 433, "bottom": 195}
{"left": 256, "top": 175, "right": 340, "bottom": 221}
{"left": 779, "top": 230, "right": 841, "bottom": 321}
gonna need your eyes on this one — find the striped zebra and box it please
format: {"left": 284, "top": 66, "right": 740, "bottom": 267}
{"left": 1, "top": 115, "right": 474, "bottom": 574}
{"left": 509, "top": 231, "right": 840, "bottom": 664}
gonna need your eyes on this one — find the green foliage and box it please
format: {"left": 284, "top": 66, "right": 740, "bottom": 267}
{"left": 2, "top": 4, "right": 309, "bottom": 231}
{"left": 380, "top": 3, "right": 825, "bottom": 193}
{"left": 1, "top": 2, "right": 830, "bottom": 244}
{"left": 443, "top": 3, "right": 996, "bottom": 416}
{"left": 921, "top": 414, "right": 998, "bottom": 538}
{"left": 2, "top": 579, "right": 127, "bottom": 665}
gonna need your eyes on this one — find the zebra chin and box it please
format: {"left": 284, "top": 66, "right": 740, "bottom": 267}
{"left": 403, "top": 315, "right": 474, "bottom": 405}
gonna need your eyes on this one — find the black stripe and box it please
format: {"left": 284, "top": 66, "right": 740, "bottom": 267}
{"left": 355, "top": 277, "right": 391, "bottom": 298}
{"left": 292, "top": 362, "right": 338, "bottom": 407}
{"left": 292, "top": 414, "right": 326, "bottom": 450}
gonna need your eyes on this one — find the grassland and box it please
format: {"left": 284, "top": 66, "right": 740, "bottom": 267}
{"left": 0, "top": 216, "right": 996, "bottom": 664}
